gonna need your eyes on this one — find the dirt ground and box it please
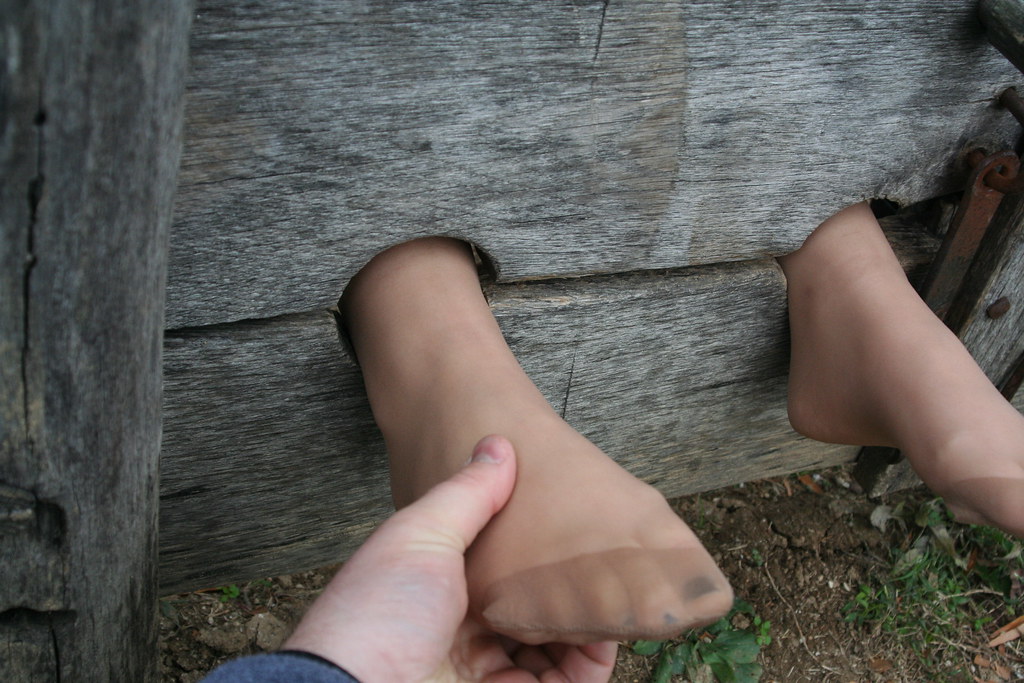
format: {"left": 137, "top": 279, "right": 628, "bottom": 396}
{"left": 159, "top": 467, "right": 1023, "bottom": 682}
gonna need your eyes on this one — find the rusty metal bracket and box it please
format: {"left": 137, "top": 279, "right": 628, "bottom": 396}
{"left": 999, "top": 87, "right": 1024, "bottom": 129}
{"left": 917, "top": 149, "right": 1020, "bottom": 322}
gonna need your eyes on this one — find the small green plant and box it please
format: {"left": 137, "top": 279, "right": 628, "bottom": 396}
{"left": 218, "top": 584, "right": 241, "bottom": 602}
{"left": 843, "top": 497, "right": 1023, "bottom": 679}
{"left": 632, "top": 599, "right": 768, "bottom": 683}
{"left": 753, "top": 614, "right": 771, "bottom": 647}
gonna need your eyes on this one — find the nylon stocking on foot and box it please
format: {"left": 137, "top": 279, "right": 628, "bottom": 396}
{"left": 341, "top": 237, "right": 733, "bottom": 645}
{"left": 779, "top": 203, "right": 1024, "bottom": 538}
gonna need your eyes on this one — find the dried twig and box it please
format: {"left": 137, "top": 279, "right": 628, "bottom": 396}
{"left": 992, "top": 614, "right": 1024, "bottom": 637}
{"left": 944, "top": 588, "right": 1004, "bottom": 599}
{"left": 988, "top": 615, "right": 1024, "bottom": 648}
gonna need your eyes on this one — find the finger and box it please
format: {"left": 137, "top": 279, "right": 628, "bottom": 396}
{"left": 542, "top": 641, "right": 618, "bottom": 683}
{"left": 512, "top": 645, "right": 556, "bottom": 675}
{"left": 482, "top": 668, "right": 539, "bottom": 683}
{"left": 453, "top": 623, "right": 522, "bottom": 682}
{"left": 541, "top": 643, "right": 569, "bottom": 663}
{"left": 389, "top": 434, "right": 517, "bottom": 553}
{"left": 498, "top": 635, "right": 521, "bottom": 656}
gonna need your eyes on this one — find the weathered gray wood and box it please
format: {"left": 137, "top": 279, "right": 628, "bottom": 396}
{"left": 162, "top": 264, "right": 853, "bottom": 593}
{"left": 160, "top": 314, "right": 392, "bottom": 594}
{"left": 980, "top": 0, "right": 1024, "bottom": 75}
{"left": 0, "top": 613, "right": 59, "bottom": 681}
{"left": 160, "top": 216, "right": 939, "bottom": 594}
{"left": 166, "top": 0, "right": 1021, "bottom": 328}
{"left": 1012, "top": 381, "right": 1024, "bottom": 412}
{"left": 0, "top": 2, "right": 190, "bottom": 681}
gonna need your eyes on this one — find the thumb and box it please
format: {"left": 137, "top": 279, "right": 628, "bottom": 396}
{"left": 389, "top": 434, "right": 517, "bottom": 553}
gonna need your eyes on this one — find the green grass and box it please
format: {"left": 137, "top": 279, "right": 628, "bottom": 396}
{"left": 632, "top": 599, "right": 769, "bottom": 683}
{"left": 218, "top": 584, "right": 241, "bottom": 602}
{"left": 843, "top": 498, "right": 1023, "bottom": 680}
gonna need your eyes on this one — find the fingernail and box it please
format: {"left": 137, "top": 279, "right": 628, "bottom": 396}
{"left": 471, "top": 435, "right": 507, "bottom": 465}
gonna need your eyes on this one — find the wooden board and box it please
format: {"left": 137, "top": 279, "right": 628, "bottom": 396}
{"left": 160, "top": 218, "right": 945, "bottom": 594}
{"left": 162, "top": 263, "right": 857, "bottom": 594}
{"left": 167, "top": 0, "right": 1021, "bottom": 328}
{"left": 0, "top": 2, "right": 190, "bottom": 680}
{"left": 955, "top": 191, "right": 1024, "bottom": 387}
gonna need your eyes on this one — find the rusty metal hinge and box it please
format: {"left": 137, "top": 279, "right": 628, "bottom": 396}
{"left": 918, "top": 149, "right": 1020, "bottom": 325}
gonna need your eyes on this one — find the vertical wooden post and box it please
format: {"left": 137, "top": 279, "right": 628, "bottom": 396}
{"left": 1, "top": 1, "right": 189, "bottom": 680}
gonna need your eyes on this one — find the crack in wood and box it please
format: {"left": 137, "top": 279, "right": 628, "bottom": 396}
{"left": 50, "top": 617, "right": 61, "bottom": 683}
{"left": 560, "top": 344, "right": 578, "bottom": 419}
{"left": 22, "top": 101, "right": 44, "bottom": 449}
{"left": 593, "top": 0, "right": 610, "bottom": 62}
{"left": 0, "top": 608, "right": 74, "bottom": 681}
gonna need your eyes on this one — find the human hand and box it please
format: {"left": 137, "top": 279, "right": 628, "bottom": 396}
{"left": 284, "top": 434, "right": 618, "bottom": 682}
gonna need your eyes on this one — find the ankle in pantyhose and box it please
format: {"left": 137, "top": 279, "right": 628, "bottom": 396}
{"left": 780, "top": 203, "right": 1024, "bottom": 539}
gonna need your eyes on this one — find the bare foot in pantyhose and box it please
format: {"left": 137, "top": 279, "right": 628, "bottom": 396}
{"left": 779, "top": 202, "right": 1024, "bottom": 538}
{"left": 341, "top": 237, "right": 733, "bottom": 645}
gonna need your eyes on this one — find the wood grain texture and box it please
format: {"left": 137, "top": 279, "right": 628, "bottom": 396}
{"left": 160, "top": 313, "right": 392, "bottom": 595}
{"left": 0, "top": 2, "right": 190, "bottom": 680}
{"left": 167, "top": 0, "right": 1021, "bottom": 328}
{"left": 0, "top": 614, "right": 58, "bottom": 682}
{"left": 160, "top": 257, "right": 878, "bottom": 594}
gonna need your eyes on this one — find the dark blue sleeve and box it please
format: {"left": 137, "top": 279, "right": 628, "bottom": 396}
{"left": 200, "top": 650, "right": 360, "bottom": 683}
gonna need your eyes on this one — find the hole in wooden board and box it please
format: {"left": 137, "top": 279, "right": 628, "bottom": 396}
{"left": 332, "top": 237, "right": 497, "bottom": 366}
